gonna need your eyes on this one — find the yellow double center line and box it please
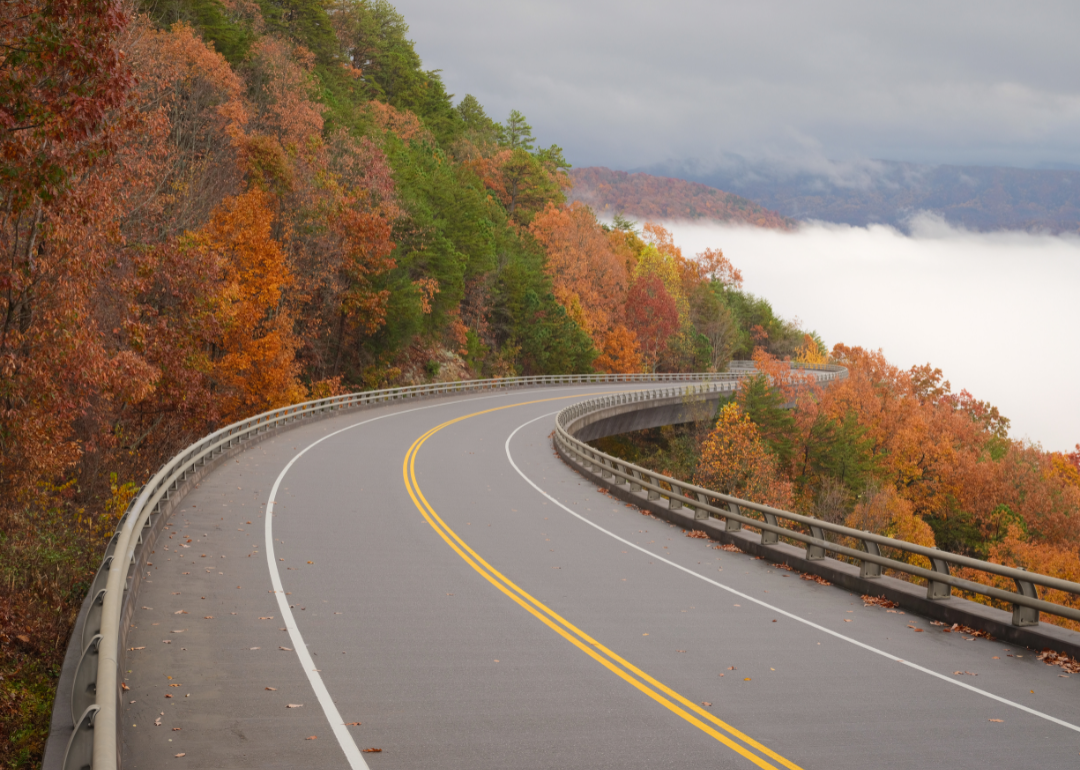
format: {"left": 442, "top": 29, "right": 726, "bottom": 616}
{"left": 402, "top": 396, "right": 804, "bottom": 770}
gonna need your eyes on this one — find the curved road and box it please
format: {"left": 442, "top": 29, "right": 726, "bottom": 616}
{"left": 121, "top": 386, "right": 1080, "bottom": 768}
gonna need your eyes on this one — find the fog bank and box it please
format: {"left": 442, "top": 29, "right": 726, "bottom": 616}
{"left": 662, "top": 215, "right": 1080, "bottom": 453}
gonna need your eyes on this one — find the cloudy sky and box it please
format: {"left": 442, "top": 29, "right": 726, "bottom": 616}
{"left": 392, "top": 0, "right": 1080, "bottom": 172}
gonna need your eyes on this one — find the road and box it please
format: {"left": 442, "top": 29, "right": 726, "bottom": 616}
{"left": 119, "top": 385, "right": 1080, "bottom": 768}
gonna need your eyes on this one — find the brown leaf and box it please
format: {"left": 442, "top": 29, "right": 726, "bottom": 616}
{"left": 989, "top": 719, "right": 1003, "bottom": 723}
{"left": 203, "top": 616, "right": 213, "bottom": 620}
{"left": 165, "top": 694, "right": 172, "bottom": 698}
{"left": 172, "top": 727, "right": 181, "bottom": 731}
{"left": 346, "top": 722, "right": 361, "bottom": 726}
{"left": 305, "top": 736, "right": 317, "bottom": 740}
{"left": 265, "top": 687, "right": 277, "bottom": 691}
{"left": 685, "top": 530, "right": 709, "bottom": 539}
{"left": 175, "top": 753, "right": 186, "bottom": 758}
{"left": 15, "top": 634, "right": 29, "bottom": 643}
{"left": 174, "top": 610, "right": 188, "bottom": 615}
{"left": 121, "top": 683, "right": 130, "bottom": 691}
{"left": 861, "top": 594, "right": 898, "bottom": 609}
{"left": 362, "top": 748, "right": 382, "bottom": 753}
{"left": 287, "top": 704, "right": 303, "bottom": 708}
{"left": 701, "top": 701, "right": 712, "bottom": 707}
{"left": 154, "top": 717, "right": 162, "bottom": 726}
{"left": 259, "top": 616, "right": 274, "bottom": 620}
{"left": 280, "top": 646, "right": 293, "bottom": 651}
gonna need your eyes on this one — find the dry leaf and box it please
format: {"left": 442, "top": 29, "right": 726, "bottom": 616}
{"left": 287, "top": 704, "right": 303, "bottom": 708}
{"left": 203, "top": 616, "right": 213, "bottom": 620}
{"left": 305, "top": 736, "right": 317, "bottom": 740}
{"left": 121, "top": 683, "right": 130, "bottom": 691}
{"left": 172, "top": 727, "right": 180, "bottom": 731}
{"left": 685, "top": 530, "right": 709, "bottom": 539}
{"left": 265, "top": 687, "right": 277, "bottom": 691}
{"left": 989, "top": 719, "right": 1003, "bottom": 723}
{"left": 174, "top": 610, "right": 188, "bottom": 615}
{"left": 346, "top": 722, "right": 361, "bottom": 726}
{"left": 727, "top": 666, "right": 736, "bottom": 670}
{"left": 165, "top": 694, "right": 173, "bottom": 699}
{"left": 280, "top": 646, "right": 292, "bottom": 651}
{"left": 744, "top": 677, "right": 751, "bottom": 681}
{"left": 259, "top": 616, "right": 273, "bottom": 620}
{"left": 362, "top": 748, "right": 382, "bottom": 753}
{"left": 844, "top": 619, "right": 852, "bottom": 623}
{"left": 861, "top": 594, "right": 898, "bottom": 609}
{"left": 175, "top": 753, "right": 186, "bottom": 758}
{"left": 154, "top": 717, "right": 162, "bottom": 726}
{"left": 701, "top": 701, "right": 712, "bottom": 707}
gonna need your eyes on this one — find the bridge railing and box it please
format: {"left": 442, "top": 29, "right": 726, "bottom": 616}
{"left": 554, "top": 380, "right": 1080, "bottom": 636}
{"left": 62, "top": 368, "right": 776, "bottom": 770}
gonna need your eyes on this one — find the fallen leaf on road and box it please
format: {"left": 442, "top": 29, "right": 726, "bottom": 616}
{"left": 346, "top": 722, "right": 361, "bottom": 726}
{"left": 265, "top": 687, "right": 276, "bottom": 691}
{"left": 287, "top": 704, "right": 303, "bottom": 708}
{"left": 686, "top": 530, "right": 709, "bottom": 539}
{"left": 989, "top": 719, "right": 1003, "bottom": 723}
{"left": 306, "top": 736, "right": 317, "bottom": 740}
{"left": 175, "top": 753, "right": 186, "bottom": 758}
{"left": 121, "top": 683, "right": 130, "bottom": 691}
{"left": 154, "top": 717, "right": 162, "bottom": 726}
{"left": 362, "top": 748, "right": 382, "bottom": 753}
{"left": 844, "top": 619, "right": 852, "bottom": 622}
{"left": 280, "top": 646, "right": 292, "bottom": 651}
{"left": 203, "top": 616, "right": 213, "bottom": 620}
{"left": 174, "top": 610, "right": 188, "bottom": 615}
{"left": 727, "top": 666, "right": 736, "bottom": 670}
{"left": 259, "top": 616, "right": 273, "bottom": 620}
{"left": 165, "top": 694, "right": 172, "bottom": 699}
{"left": 172, "top": 727, "right": 180, "bottom": 731}
{"left": 861, "top": 595, "right": 898, "bottom": 609}
{"left": 744, "top": 678, "right": 751, "bottom": 681}
{"left": 701, "top": 701, "right": 712, "bottom": 707}
{"left": 307, "top": 561, "right": 313, "bottom": 564}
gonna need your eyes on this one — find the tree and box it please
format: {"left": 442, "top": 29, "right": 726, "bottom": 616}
{"left": 499, "top": 109, "right": 534, "bottom": 150}
{"left": 695, "top": 402, "right": 793, "bottom": 510}
{"left": 625, "top": 274, "right": 677, "bottom": 373}
{"left": 528, "top": 202, "right": 628, "bottom": 344}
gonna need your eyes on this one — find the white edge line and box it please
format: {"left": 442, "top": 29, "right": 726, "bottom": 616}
{"left": 262, "top": 387, "right": 619, "bottom": 767}
{"left": 504, "top": 410, "right": 1080, "bottom": 735}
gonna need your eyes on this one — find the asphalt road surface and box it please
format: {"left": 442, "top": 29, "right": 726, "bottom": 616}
{"left": 120, "top": 386, "right": 1080, "bottom": 768}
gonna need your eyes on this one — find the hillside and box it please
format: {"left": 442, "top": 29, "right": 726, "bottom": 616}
{"left": 568, "top": 167, "right": 794, "bottom": 229}
{"left": 640, "top": 158, "right": 1080, "bottom": 233}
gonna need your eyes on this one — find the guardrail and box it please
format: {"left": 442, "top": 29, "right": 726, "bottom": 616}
{"left": 554, "top": 378, "right": 1080, "bottom": 637}
{"left": 60, "top": 369, "right": 767, "bottom": 770}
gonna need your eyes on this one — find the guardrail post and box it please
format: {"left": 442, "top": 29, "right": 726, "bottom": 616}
{"left": 927, "top": 550, "right": 952, "bottom": 599}
{"left": 600, "top": 458, "right": 613, "bottom": 479}
{"left": 1012, "top": 569, "right": 1040, "bottom": 626}
{"left": 860, "top": 540, "right": 883, "bottom": 578}
{"left": 629, "top": 469, "right": 642, "bottom": 493}
{"left": 646, "top": 474, "right": 661, "bottom": 501}
{"left": 806, "top": 524, "right": 826, "bottom": 560}
{"left": 62, "top": 705, "right": 98, "bottom": 770}
{"left": 725, "top": 502, "right": 742, "bottom": 532}
{"left": 694, "top": 493, "right": 709, "bottom": 521}
{"left": 669, "top": 485, "right": 683, "bottom": 510}
{"left": 71, "top": 634, "right": 101, "bottom": 726}
{"left": 81, "top": 589, "right": 107, "bottom": 652}
{"left": 761, "top": 512, "right": 779, "bottom": 545}
{"left": 611, "top": 462, "right": 626, "bottom": 485}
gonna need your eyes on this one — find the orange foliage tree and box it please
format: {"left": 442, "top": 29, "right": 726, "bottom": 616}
{"left": 695, "top": 402, "right": 793, "bottom": 510}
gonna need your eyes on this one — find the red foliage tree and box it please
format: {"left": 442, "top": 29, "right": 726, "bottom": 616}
{"left": 625, "top": 274, "right": 677, "bottom": 373}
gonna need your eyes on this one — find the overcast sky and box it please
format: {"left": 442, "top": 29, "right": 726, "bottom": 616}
{"left": 392, "top": 0, "right": 1080, "bottom": 172}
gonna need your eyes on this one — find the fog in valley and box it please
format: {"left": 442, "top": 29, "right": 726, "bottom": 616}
{"left": 662, "top": 217, "right": 1080, "bottom": 453}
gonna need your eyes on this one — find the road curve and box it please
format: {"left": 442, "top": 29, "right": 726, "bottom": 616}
{"left": 120, "top": 386, "right": 1080, "bottom": 769}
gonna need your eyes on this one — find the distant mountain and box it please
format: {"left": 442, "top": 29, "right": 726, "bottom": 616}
{"left": 635, "top": 158, "right": 1080, "bottom": 233}
{"left": 567, "top": 167, "right": 794, "bottom": 230}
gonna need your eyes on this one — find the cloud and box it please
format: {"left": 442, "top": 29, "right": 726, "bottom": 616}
{"left": 655, "top": 218, "right": 1080, "bottom": 452}
{"left": 391, "top": 0, "right": 1080, "bottom": 171}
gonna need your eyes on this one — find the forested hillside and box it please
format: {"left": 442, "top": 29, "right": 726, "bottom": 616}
{"left": 569, "top": 166, "right": 793, "bottom": 229}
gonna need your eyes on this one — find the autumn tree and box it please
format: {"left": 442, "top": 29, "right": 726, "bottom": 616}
{"left": 625, "top": 274, "right": 678, "bottom": 373}
{"left": 695, "top": 402, "right": 793, "bottom": 510}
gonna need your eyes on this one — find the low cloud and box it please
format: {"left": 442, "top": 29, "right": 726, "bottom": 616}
{"left": 660, "top": 217, "right": 1080, "bottom": 452}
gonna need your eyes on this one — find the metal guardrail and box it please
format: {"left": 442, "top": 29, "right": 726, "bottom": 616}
{"left": 62, "top": 369, "right": 765, "bottom": 770}
{"left": 554, "top": 377, "right": 1080, "bottom": 638}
